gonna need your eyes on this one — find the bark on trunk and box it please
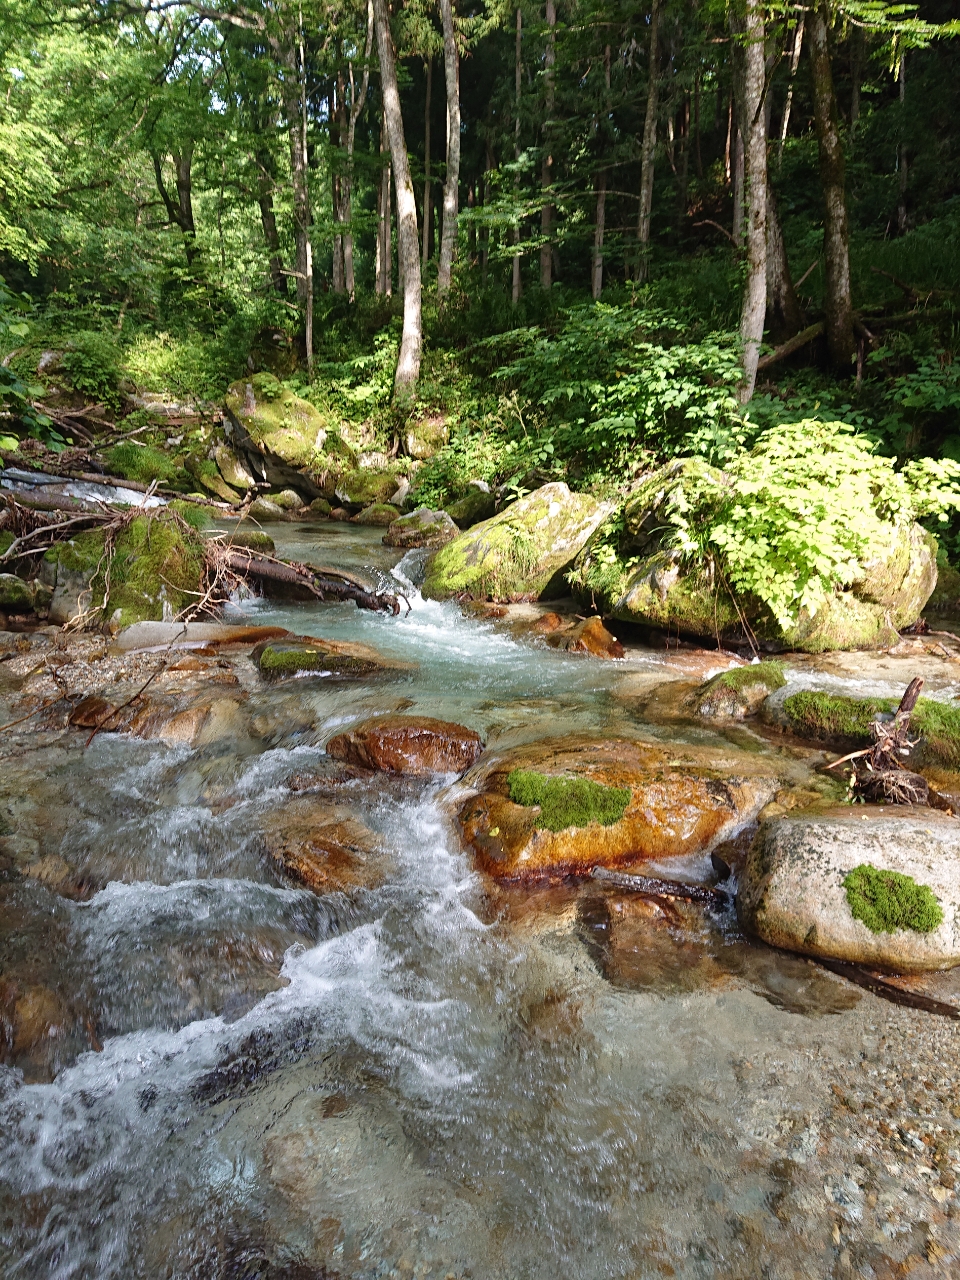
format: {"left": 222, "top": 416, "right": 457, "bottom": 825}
{"left": 591, "top": 172, "right": 607, "bottom": 300}
{"left": 512, "top": 7, "right": 522, "bottom": 306}
{"left": 422, "top": 54, "right": 432, "bottom": 269}
{"left": 375, "top": 114, "right": 393, "bottom": 296}
{"left": 343, "top": 0, "right": 373, "bottom": 301}
{"left": 731, "top": 126, "right": 744, "bottom": 247}
{"left": 539, "top": 0, "right": 556, "bottom": 291}
{"left": 151, "top": 145, "right": 199, "bottom": 268}
{"left": 737, "top": 0, "right": 767, "bottom": 403}
{"left": 438, "top": 0, "right": 460, "bottom": 296}
{"left": 373, "top": 0, "right": 422, "bottom": 398}
{"left": 636, "top": 0, "right": 660, "bottom": 282}
{"left": 279, "top": 39, "right": 313, "bottom": 368}
{"left": 766, "top": 184, "right": 804, "bottom": 343}
{"left": 778, "top": 11, "right": 804, "bottom": 164}
{"left": 331, "top": 85, "right": 346, "bottom": 293}
{"left": 254, "top": 148, "right": 288, "bottom": 297}
{"left": 808, "top": 3, "right": 855, "bottom": 370}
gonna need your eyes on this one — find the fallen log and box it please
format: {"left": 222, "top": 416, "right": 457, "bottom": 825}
{"left": 590, "top": 865, "right": 729, "bottom": 907}
{"left": 756, "top": 321, "right": 825, "bottom": 372}
{"left": 219, "top": 548, "right": 402, "bottom": 615}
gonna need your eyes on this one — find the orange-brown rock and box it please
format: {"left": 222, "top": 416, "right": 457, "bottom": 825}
{"left": 263, "top": 799, "right": 393, "bottom": 894}
{"left": 326, "top": 714, "right": 484, "bottom": 777}
{"left": 532, "top": 611, "right": 566, "bottom": 634}
{"left": 457, "top": 736, "right": 778, "bottom": 882}
{"left": 547, "top": 615, "right": 624, "bottom": 659}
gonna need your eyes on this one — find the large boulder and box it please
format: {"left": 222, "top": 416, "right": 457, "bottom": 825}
{"left": 262, "top": 799, "right": 394, "bottom": 895}
{"left": 224, "top": 373, "right": 356, "bottom": 493}
{"left": 422, "top": 482, "right": 611, "bottom": 602}
{"left": 404, "top": 415, "right": 448, "bottom": 460}
{"left": 456, "top": 736, "right": 778, "bottom": 881}
{"left": 738, "top": 808, "right": 960, "bottom": 972}
{"left": 383, "top": 507, "right": 459, "bottom": 550}
{"left": 326, "top": 714, "right": 484, "bottom": 777}
{"left": 251, "top": 635, "right": 402, "bottom": 681}
{"left": 334, "top": 469, "right": 400, "bottom": 510}
{"left": 445, "top": 482, "right": 496, "bottom": 529}
{"left": 570, "top": 458, "right": 938, "bottom": 653}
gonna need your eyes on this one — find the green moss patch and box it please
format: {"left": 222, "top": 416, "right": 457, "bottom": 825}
{"left": 783, "top": 691, "right": 895, "bottom": 741}
{"left": 843, "top": 863, "right": 944, "bottom": 934}
{"left": 507, "top": 769, "right": 631, "bottom": 832}
{"left": 254, "top": 641, "right": 380, "bottom": 680}
{"left": 167, "top": 500, "right": 211, "bottom": 530}
{"left": 0, "top": 531, "right": 14, "bottom": 555}
{"left": 704, "top": 661, "right": 786, "bottom": 696}
{"left": 911, "top": 701, "right": 960, "bottom": 770}
{"left": 105, "top": 442, "right": 178, "bottom": 485}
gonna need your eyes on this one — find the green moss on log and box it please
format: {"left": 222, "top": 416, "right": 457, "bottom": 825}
{"left": 507, "top": 769, "right": 631, "bottom": 832}
{"left": 843, "top": 863, "right": 944, "bottom": 934}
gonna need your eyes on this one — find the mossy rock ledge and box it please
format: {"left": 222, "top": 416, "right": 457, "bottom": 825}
{"left": 224, "top": 372, "right": 356, "bottom": 495}
{"left": 738, "top": 809, "right": 960, "bottom": 971}
{"left": 45, "top": 512, "right": 206, "bottom": 628}
{"left": 251, "top": 635, "right": 406, "bottom": 682}
{"left": 569, "top": 458, "right": 938, "bottom": 653}
{"left": 456, "top": 735, "right": 778, "bottom": 881}
{"left": 422, "top": 482, "right": 612, "bottom": 603}
{"left": 689, "top": 662, "right": 787, "bottom": 719}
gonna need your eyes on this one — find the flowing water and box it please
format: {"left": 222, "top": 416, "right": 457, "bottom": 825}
{"left": 2, "top": 522, "right": 960, "bottom": 1279}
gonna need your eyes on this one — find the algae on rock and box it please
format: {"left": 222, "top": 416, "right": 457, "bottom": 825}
{"left": 422, "top": 482, "right": 611, "bottom": 602}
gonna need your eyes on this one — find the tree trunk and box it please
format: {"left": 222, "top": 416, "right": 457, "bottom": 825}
{"left": 373, "top": 0, "right": 422, "bottom": 398}
{"left": 375, "top": 115, "right": 393, "bottom": 296}
{"left": 539, "top": 0, "right": 556, "bottom": 291}
{"left": 731, "top": 126, "right": 744, "bottom": 247}
{"left": 766, "top": 184, "right": 803, "bottom": 343}
{"left": 896, "top": 52, "right": 908, "bottom": 234}
{"left": 150, "top": 146, "right": 199, "bottom": 269}
{"left": 331, "top": 85, "right": 346, "bottom": 294}
{"left": 737, "top": 0, "right": 767, "bottom": 403}
{"left": 512, "top": 6, "right": 522, "bottom": 306}
{"left": 778, "top": 11, "right": 804, "bottom": 164}
{"left": 254, "top": 148, "right": 288, "bottom": 296}
{"left": 343, "top": 0, "right": 373, "bottom": 301}
{"left": 636, "top": 0, "right": 660, "bottom": 282}
{"left": 438, "top": 0, "right": 460, "bottom": 296}
{"left": 591, "top": 172, "right": 607, "bottom": 300}
{"left": 808, "top": 2, "right": 855, "bottom": 370}
{"left": 279, "top": 42, "right": 313, "bottom": 367}
{"left": 422, "top": 55, "right": 432, "bottom": 269}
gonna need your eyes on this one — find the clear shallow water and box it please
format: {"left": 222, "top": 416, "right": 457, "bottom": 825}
{"left": 1, "top": 522, "right": 960, "bottom": 1278}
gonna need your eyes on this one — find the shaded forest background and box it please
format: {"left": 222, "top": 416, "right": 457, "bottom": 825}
{"left": 2, "top": 0, "right": 960, "bottom": 547}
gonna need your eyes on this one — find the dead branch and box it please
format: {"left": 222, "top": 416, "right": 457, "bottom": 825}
{"left": 824, "top": 677, "right": 930, "bottom": 805}
{"left": 217, "top": 548, "right": 402, "bottom": 614}
{"left": 591, "top": 865, "right": 728, "bottom": 907}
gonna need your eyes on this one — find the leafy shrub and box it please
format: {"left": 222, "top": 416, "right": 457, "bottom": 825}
{"left": 60, "top": 330, "right": 121, "bottom": 408}
{"left": 667, "top": 420, "right": 960, "bottom": 628}
{"left": 0, "top": 275, "right": 60, "bottom": 448}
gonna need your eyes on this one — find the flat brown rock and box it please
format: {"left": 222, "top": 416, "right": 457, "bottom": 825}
{"left": 457, "top": 736, "right": 778, "bottom": 882}
{"left": 263, "top": 799, "right": 393, "bottom": 894}
{"left": 326, "top": 714, "right": 484, "bottom": 777}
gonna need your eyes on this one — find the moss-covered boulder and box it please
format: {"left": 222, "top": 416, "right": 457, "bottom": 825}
{"left": 0, "top": 574, "right": 37, "bottom": 611}
{"left": 270, "top": 488, "right": 304, "bottom": 511}
{"left": 383, "top": 508, "right": 459, "bottom": 550}
{"left": 251, "top": 635, "right": 398, "bottom": 681}
{"left": 334, "top": 469, "right": 399, "bottom": 510}
{"left": 104, "top": 442, "right": 179, "bottom": 486}
{"left": 422, "top": 482, "right": 611, "bottom": 602}
{"left": 224, "top": 373, "right": 357, "bottom": 477}
{"left": 689, "top": 661, "right": 787, "bottom": 719}
{"left": 185, "top": 455, "right": 242, "bottom": 505}
{"left": 45, "top": 511, "right": 206, "bottom": 629}
{"left": 404, "top": 415, "right": 448, "bottom": 460}
{"left": 353, "top": 503, "right": 400, "bottom": 527}
{"left": 308, "top": 497, "right": 332, "bottom": 517}
{"left": 738, "top": 809, "right": 960, "bottom": 971}
{"left": 457, "top": 736, "right": 778, "bottom": 881}
{"left": 247, "top": 497, "right": 285, "bottom": 522}
{"left": 768, "top": 688, "right": 960, "bottom": 770}
{"left": 218, "top": 527, "right": 276, "bottom": 554}
{"left": 445, "top": 483, "right": 496, "bottom": 530}
{"left": 213, "top": 444, "right": 255, "bottom": 492}
{"left": 570, "top": 458, "right": 938, "bottom": 653}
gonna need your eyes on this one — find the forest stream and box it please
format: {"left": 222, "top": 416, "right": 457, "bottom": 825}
{"left": 2, "top": 519, "right": 960, "bottom": 1279}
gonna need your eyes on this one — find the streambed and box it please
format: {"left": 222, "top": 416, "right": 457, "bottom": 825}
{"left": 1, "top": 521, "right": 960, "bottom": 1278}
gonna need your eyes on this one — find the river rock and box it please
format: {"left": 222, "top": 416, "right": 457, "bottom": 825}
{"left": 252, "top": 635, "right": 399, "bottom": 681}
{"left": 546, "top": 615, "right": 624, "bottom": 659}
{"left": 446, "top": 483, "right": 496, "bottom": 529}
{"left": 738, "top": 808, "right": 960, "bottom": 971}
{"left": 0, "top": 574, "right": 35, "bottom": 611}
{"left": 271, "top": 488, "right": 305, "bottom": 511}
{"left": 570, "top": 457, "right": 938, "bottom": 652}
{"left": 263, "top": 800, "right": 394, "bottom": 894}
{"left": 213, "top": 444, "right": 255, "bottom": 491}
{"left": 688, "top": 661, "right": 786, "bottom": 719}
{"left": 421, "top": 482, "right": 612, "bottom": 602}
{"left": 457, "top": 736, "right": 778, "bottom": 881}
{"left": 247, "top": 496, "right": 285, "bottom": 522}
{"left": 217, "top": 527, "right": 276, "bottom": 554}
{"left": 353, "top": 503, "right": 399, "bottom": 527}
{"left": 326, "top": 714, "right": 484, "bottom": 777}
{"left": 383, "top": 507, "right": 459, "bottom": 550}
{"left": 334, "top": 469, "right": 399, "bottom": 510}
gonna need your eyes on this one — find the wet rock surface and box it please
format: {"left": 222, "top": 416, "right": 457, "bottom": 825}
{"left": 262, "top": 800, "right": 394, "bottom": 894}
{"left": 457, "top": 735, "right": 778, "bottom": 881}
{"left": 739, "top": 807, "right": 960, "bottom": 971}
{"left": 326, "top": 713, "right": 484, "bottom": 777}
{"left": 383, "top": 507, "right": 459, "bottom": 550}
